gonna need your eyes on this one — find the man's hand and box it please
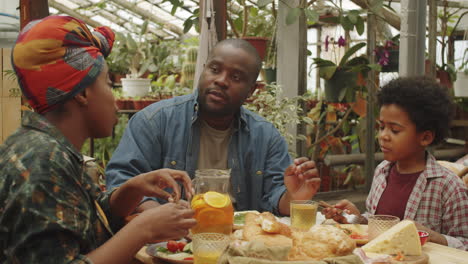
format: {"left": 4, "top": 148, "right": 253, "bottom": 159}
{"left": 279, "top": 157, "right": 320, "bottom": 215}
{"left": 284, "top": 157, "right": 320, "bottom": 200}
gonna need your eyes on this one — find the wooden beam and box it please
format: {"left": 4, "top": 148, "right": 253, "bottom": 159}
{"left": 109, "top": 0, "right": 190, "bottom": 37}
{"left": 351, "top": 0, "right": 401, "bottom": 30}
{"left": 387, "top": 0, "right": 468, "bottom": 8}
{"left": 49, "top": 0, "right": 102, "bottom": 28}
{"left": 213, "top": 0, "right": 227, "bottom": 41}
{"left": 20, "top": 0, "right": 49, "bottom": 29}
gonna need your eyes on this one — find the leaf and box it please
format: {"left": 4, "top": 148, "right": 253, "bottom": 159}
{"left": 140, "top": 20, "right": 149, "bottom": 36}
{"left": 341, "top": 16, "right": 354, "bottom": 31}
{"left": 258, "top": 0, "right": 273, "bottom": 7}
{"left": 286, "top": 8, "right": 301, "bottom": 25}
{"left": 318, "top": 66, "right": 337, "bottom": 80}
{"left": 339, "top": 42, "right": 366, "bottom": 67}
{"left": 305, "top": 9, "right": 319, "bottom": 25}
{"left": 347, "top": 10, "right": 360, "bottom": 24}
{"left": 183, "top": 19, "right": 193, "bottom": 33}
{"left": 250, "top": 6, "right": 259, "bottom": 17}
{"left": 233, "top": 17, "right": 243, "bottom": 32}
{"left": 355, "top": 16, "right": 365, "bottom": 36}
{"left": 338, "top": 87, "right": 347, "bottom": 102}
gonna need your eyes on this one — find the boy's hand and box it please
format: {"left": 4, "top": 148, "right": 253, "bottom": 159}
{"left": 412, "top": 221, "right": 448, "bottom": 246}
{"left": 321, "top": 199, "right": 361, "bottom": 224}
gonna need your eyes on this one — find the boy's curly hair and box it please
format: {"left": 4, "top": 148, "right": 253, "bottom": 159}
{"left": 377, "top": 76, "right": 454, "bottom": 145}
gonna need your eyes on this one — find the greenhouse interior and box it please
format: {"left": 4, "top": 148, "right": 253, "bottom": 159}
{"left": 1, "top": 0, "right": 468, "bottom": 263}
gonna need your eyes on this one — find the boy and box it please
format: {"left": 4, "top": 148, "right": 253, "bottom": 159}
{"left": 323, "top": 77, "right": 468, "bottom": 250}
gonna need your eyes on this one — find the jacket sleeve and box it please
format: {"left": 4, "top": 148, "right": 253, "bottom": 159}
{"left": 261, "top": 129, "right": 291, "bottom": 215}
{"left": 105, "top": 110, "right": 162, "bottom": 204}
{"left": 106, "top": 111, "right": 161, "bottom": 190}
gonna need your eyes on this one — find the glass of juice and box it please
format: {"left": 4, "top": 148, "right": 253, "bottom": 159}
{"left": 190, "top": 169, "right": 234, "bottom": 235}
{"left": 192, "top": 233, "right": 230, "bottom": 264}
{"left": 290, "top": 200, "right": 318, "bottom": 230}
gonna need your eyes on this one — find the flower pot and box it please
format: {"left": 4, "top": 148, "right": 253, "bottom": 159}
{"left": 454, "top": 72, "right": 468, "bottom": 97}
{"left": 121, "top": 78, "right": 151, "bottom": 97}
{"left": 264, "top": 67, "right": 277, "bottom": 84}
{"left": 242, "top": 37, "right": 269, "bottom": 61}
{"left": 324, "top": 70, "right": 358, "bottom": 102}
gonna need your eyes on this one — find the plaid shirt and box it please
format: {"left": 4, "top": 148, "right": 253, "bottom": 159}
{"left": 0, "top": 111, "right": 120, "bottom": 263}
{"left": 366, "top": 153, "right": 468, "bottom": 250}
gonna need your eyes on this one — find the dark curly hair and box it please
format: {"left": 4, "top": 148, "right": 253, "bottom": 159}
{"left": 377, "top": 76, "right": 454, "bottom": 145}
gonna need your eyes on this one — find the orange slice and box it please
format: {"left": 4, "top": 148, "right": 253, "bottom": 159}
{"left": 197, "top": 208, "right": 226, "bottom": 226}
{"left": 203, "top": 191, "right": 230, "bottom": 208}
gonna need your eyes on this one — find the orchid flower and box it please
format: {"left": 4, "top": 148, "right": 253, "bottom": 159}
{"left": 338, "top": 36, "right": 346, "bottom": 47}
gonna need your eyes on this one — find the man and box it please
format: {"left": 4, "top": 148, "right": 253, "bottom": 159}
{"left": 106, "top": 39, "right": 320, "bottom": 215}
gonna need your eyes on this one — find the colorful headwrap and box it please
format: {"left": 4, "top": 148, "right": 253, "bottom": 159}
{"left": 12, "top": 15, "right": 115, "bottom": 114}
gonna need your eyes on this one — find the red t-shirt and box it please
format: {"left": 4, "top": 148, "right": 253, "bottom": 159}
{"left": 375, "top": 165, "right": 422, "bottom": 220}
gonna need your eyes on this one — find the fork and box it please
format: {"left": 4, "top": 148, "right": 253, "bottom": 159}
{"left": 318, "top": 201, "right": 360, "bottom": 224}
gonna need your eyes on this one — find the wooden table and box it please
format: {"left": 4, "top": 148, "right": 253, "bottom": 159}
{"left": 134, "top": 242, "right": 468, "bottom": 264}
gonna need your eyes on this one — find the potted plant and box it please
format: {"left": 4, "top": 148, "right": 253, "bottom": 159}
{"left": 109, "top": 21, "right": 153, "bottom": 97}
{"left": 313, "top": 42, "right": 381, "bottom": 102}
{"left": 228, "top": 0, "right": 276, "bottom": 60}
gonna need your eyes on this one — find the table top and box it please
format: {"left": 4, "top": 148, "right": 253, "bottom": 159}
{"left": 134, "top": 242, "right": 468, "bottom": 264}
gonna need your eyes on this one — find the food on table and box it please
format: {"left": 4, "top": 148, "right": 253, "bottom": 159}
{"left": 362, "top": 220, "right": 422, "bottom": 256}
{"left": 240, "top": 212, "right": 356, "bottom": 261}
{"left": 154, "top": 240, "right": 193, "bottom": 261}
{"left": 335, "top": 224, "right": 369, "bottom": 244}
{"left": 243, "top": 212, "right": 293, "bottom": 247}
{"left": 190, "top": 191, "right": 234, "bottom": 235}
{"left": 256, "top": 212, "right": 292, "bottom": 237}
{"left": 288, "top": 224, "right": 356, "bottom": 261}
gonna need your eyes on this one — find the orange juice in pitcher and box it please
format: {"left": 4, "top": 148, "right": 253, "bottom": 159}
{"left": 190, "top": 169, "right": 234, "bottom": 235}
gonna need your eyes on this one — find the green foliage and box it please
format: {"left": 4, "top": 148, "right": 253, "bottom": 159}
{"left": 313, "top": 42, "right": 380, "bottom": 81}
{"left": 244, "top": 84, "right": 314, "bottom": 157}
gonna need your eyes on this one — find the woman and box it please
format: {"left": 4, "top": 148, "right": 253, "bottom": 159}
{"left": 0, "top": 16, "right": 196, "bottom": 263}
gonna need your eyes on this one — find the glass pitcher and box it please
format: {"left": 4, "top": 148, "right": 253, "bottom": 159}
{"left": 190, "top": 169, "right": 234, "bottom": 235}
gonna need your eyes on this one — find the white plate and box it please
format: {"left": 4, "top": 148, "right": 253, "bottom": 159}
{"left": 146, "top": 241, "right": 193, "bottom": 264}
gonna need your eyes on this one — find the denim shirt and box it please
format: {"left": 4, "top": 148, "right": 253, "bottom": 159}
{"left": 106, "top": 93, "right": 291, "bottom": 214}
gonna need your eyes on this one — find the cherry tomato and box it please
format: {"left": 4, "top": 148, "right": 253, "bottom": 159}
{"left": 167, "top": 240, "right": 179, "bottom": 253}
{"left": 183, "top": 257, "right": 194, "bottom": 260}
{"left": 177, "top": 241, "right": 187, "bottom": 251}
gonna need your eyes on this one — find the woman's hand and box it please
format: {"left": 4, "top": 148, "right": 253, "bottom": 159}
{"left": 321, "top": 199, "right": 361, "bottom": 224}
{"left": 110, "top": 169, "right": 193, "bottom": 218}
{"left": 134, "top": 202, "right": 196, "bottom": 243}
{"left": 412, "top": 221, "right": 448, "bottom": 246}
{"left": 132, "top": 168, "right": 193, "bottom": 202}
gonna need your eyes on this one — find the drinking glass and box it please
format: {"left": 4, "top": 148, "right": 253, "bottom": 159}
{"left": 368, "top": 215, "right": 400, "bottom": 240}
{"left": 290, "top": 200, "right": 318, "bottom": 230}
{"left": 190, "top": 169, "right": 234, "bottom": 235}
{"left": 192, "top": 232, "right": 230, "bottom": 264}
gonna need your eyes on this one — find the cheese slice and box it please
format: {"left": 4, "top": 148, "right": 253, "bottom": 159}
{"left": 362, "top": 220, "right": 422, "bottom": 256}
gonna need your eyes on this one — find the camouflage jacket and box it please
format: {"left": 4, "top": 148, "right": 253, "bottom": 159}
{"left": 0, "top": 111, "right": 120, "bottom": 263}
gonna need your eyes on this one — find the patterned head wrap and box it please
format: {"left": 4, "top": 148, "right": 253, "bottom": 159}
{"left": 12, "top": 15, "right": 115, "bottom": 114}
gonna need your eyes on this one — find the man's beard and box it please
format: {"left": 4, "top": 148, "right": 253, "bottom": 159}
{"left": 197, "top": 94, "right": 238, "bottom": 118}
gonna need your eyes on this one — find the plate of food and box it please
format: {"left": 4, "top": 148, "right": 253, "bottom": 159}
{"left": 334, "top": 224, "right": 369, "bottom": 245}
{"left": 146, "top": 239, "right": 193, "bottom": 264}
